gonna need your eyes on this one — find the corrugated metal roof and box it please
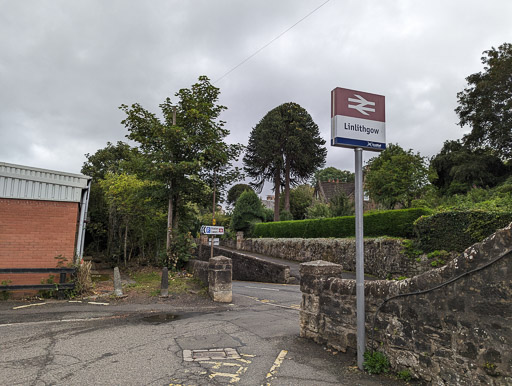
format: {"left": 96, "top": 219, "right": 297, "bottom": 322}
{"left": 0, "top": 162, "right": 91, "bottom": 202}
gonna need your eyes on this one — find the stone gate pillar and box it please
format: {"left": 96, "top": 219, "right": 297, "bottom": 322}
{"left": 208, "top": 256, "right": 232, "bottom": 302}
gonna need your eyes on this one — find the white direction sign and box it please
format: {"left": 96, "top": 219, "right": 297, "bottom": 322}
{"left": 331, "top": 87, "right": 386, "bottom": 152}
{"left": 200, "top": 225, "right": 224, "bottom": 235}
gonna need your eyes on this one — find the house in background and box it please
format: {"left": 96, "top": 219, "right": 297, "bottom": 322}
{"left": 314, "top": 179, "right": 377, "bottom": 212}
{"left": 261, "top": 194, "right": 275, "bottom": 210}
{"left": 0, "top": 162, "right": 91, "bottom": 287}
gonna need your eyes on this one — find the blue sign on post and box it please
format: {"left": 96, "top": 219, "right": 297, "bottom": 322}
{"left": 200, "top": 225, "right": 224, "bottom": 235}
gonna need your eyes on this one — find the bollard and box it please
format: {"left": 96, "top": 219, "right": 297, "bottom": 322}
{"left": 208, "top": 256, "right": 232, "bottom": 303}
{"left": 113, "top": 267, "right": 123, "bottom": 297}
{"left": 236, "top": 231, "right": 244, "bottom": 250}
{"left": 160, "top": 267, "right": 169, "bottom": 297}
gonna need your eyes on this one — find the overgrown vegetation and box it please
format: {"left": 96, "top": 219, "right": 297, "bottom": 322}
{"left": 363, "top": 351, "right": 390, "bottom": 374}
{"left": 126, "top": 269, "right": 206, "bottom": 297}
{"left": 414, "top": 210, "right": 512, "bottom": 252}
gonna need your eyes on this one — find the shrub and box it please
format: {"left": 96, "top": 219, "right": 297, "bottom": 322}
{"left": 230, "top": 190, "right": 265, "bottom": 234}
{"left": 414, "top": 210, "right": 512, "bottom": 252}
{"left": 397, "top": 370, "right": 412, "bottom": 381}
{"left": 306, "top": 202, "right": 332, "bottom": 219}
{"left": 253, "top": 208, "right": 431, "bottom": 239}
{"left": 363, "top": 351, "right": 390, "bottom": 374}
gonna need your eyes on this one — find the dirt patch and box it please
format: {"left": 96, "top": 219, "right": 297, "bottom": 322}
{"left": 87, "top": 267, "right": 215, "bottom": 308}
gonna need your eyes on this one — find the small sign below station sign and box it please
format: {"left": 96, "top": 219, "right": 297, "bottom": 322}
{"left": 331, "top": 87, "right": 386, "bottom": 152}
{"left": 200, "top": 225, "right": 224, "bottom": 235}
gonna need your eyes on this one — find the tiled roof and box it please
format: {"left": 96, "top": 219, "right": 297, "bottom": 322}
{"left": 315, "top": 180, "right": 355, "bottom": 202}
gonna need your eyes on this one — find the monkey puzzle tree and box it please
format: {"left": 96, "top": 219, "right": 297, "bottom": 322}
{"left": 244, "top": 102, "right": 326, "bottom": 221}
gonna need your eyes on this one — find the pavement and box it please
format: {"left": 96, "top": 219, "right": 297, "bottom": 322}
{"left": 0, "top": 281, "right": 406, "bottom": 385}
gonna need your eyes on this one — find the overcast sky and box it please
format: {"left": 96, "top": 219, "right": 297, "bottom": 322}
{"left": 1, "top": 0, "right": 511, "bottom": 196}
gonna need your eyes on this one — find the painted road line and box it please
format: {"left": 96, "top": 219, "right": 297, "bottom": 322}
{"left": 0, "top": 315, "right": 118, "bottom": 328}
{"left": 238, "top": 294, "right": 300, "bottom": 311}
{"left": 87, "top": 301, "right": 110, "bottom": 306}
{"left": 244, "top": 286, "right": 280, "bottom": 291}
{"left": 12, "top": 302, "right": 47, "bottom": 310}
{"left": 266, "top": 350, "right": 288, "bottom": 383}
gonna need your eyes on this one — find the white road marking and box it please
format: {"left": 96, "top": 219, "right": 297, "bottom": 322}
{"left": 244, "top": 286, "right": 279, "bottom": 291}
{"left": 12, "top": 302, "right": 47, "bottom": 310}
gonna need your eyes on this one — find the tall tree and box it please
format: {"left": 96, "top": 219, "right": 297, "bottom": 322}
{"left": 81, "top": 142, "right": 146, "bottom": 256}
{"left": 244, "top": 102, "right": 326, "bottom": 221}
{"left": 227, "top": 184, "right": 253, "bottom": 207}
{"left": 120, "top": 76, "right": 242, "bottom": 265}
{"left": 365, "top": 143, "right": 429, "bottom": 209}
{"left": 430, "top": 140, "right": 509, "bottom": 195}
{"left": 456, "top": 43, "right": 512, "bottom": 159}
{"left": 312, "top": 167, "right": 354, "bottom": 185}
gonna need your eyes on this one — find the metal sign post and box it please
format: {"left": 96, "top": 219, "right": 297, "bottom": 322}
{"left": 354, "top": 147, "right": 365, "bottom": 369}
{"left": 200, "top": 226, "right": 225, "bottom": 258}
{"left": 331, "top": 87, "right": 386, "bottom": 370}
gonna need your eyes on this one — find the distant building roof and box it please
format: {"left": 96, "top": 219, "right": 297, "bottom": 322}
{"left": 315, "top": 180, "right": 355, "bottom": 203}
{"left": 261, "top": 195, "right": 274, "bottom": 210}
{"left": 0, "top": 162, "right": 91, "bottom": 202}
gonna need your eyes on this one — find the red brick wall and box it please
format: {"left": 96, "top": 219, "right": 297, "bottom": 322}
{"left": 0, "top": 198, "right": 79, "bottom": 287}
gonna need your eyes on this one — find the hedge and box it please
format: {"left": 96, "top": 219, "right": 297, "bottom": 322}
{"left": 414, "top": 210, "right": 512, "bottom": 253}
{"left": 252, "top": 208, "right": 432, "bottom": 239}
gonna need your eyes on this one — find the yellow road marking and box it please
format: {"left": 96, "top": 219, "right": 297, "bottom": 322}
{"left": 266, "top": 349, "right": 288, "bottom": 381}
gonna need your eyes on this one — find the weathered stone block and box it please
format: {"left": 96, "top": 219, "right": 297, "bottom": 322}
{"left": 208, "top": 256, "right": 232, "bottom": 303}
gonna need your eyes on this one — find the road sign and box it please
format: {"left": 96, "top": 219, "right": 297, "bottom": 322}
{"left": 200, "top": 225, "right": 224, "bottom": 235}
{"left": 208, "top": 238, "right": 220, "bottom": 246}
{"left": 331, "top": 87, "right": 386, "bottom": 151}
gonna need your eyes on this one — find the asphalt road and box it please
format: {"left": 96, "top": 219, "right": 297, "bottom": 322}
{"left": 0, "top": 282, "right": 404, "bottom": 385}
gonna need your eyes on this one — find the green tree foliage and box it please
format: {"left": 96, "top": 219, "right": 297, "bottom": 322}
{"left": 306, "top": 201, "right": 332, "bottom": 219}
{"left": 456, "top": 43, "right": 512, "bottom": 159}
{"left": 100, "top": 173, "right": 159, "bottom": 266}
{"left": 120, "top": 76, "right": 242, "bottom": 263}
{"left": 286, "top": 185, "right": 314, "bottom": 220}
{"left": 312, "top": 167, "right": 354, "bottom": 185}
{"left": 365, "top": 144, "right": 429, "bottom": 209}
{"left": 82, "top": 141, "right": 143, "bottom": 181}
{"left": 430, "top": 140, "right": 509, "bottom": 195}
{"left": 226, "top": 184, "right": 253, "bottom": 207}
{"left": 230, "top": 190, "right": 265, "bottom": 234}
{"left": 244, "top": 102, "right": 326, "bottom": 221}
{"left": 81, "top": 142, "right": 148, "bottom": 256}
{"left": 330, "top": 191, "right": 354, "bottom": 217}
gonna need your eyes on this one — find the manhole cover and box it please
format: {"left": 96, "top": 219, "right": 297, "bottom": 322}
{"left": 183, "top": 348, "right": 240, "bottom": 362}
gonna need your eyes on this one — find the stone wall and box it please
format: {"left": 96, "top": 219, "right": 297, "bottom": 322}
{"left": 196, "top": 245, "right": 291, "bottom": 284}
{"left": 300, "top": 223, "right": 512, "bottom": 385}
{"left": 222, "top": 237, "right": 436, "bottom": 279}
{"left": 188, "top": 259, "right": 209, "bottom": 286}
{"left": 187, "top": 257, "right": 232, "bottom": 303}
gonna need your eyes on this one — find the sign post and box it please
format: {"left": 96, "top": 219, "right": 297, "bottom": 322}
{"left": 331, "top": 87, "right": 386, "bottom": 370}
{"left": 200, "top": 226, "right": 225, "bottom": 258}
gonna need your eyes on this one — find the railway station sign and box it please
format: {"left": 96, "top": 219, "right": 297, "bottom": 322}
{"left": 331, "top": 87, "right": 386, "bottom": 151}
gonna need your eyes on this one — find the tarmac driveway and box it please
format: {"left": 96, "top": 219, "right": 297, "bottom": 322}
{"left": 0, "top": 282, "right": 406, "bottom": 385}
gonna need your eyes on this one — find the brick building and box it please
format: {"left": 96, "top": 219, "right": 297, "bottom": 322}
{"left": 0, "top": 162, "right": 91, "bottom": 287}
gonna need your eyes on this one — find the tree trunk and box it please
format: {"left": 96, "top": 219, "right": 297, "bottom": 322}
{"left": 274, "top": 168, "right": 281, "bottom": 222}
{"left": 284, "top": 156, "right": 291, "bottom": 212}
{"left": 124, "top": 223, "right": 128, "bottom": 267}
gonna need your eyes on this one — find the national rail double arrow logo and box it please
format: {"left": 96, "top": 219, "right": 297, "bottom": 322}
{"left": 347, "top": 94, "right": 376, "bottom": 116}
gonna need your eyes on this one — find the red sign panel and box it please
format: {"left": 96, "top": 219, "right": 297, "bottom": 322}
{"left": 331, "top": 88, "right": 385, "bottom": 122}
